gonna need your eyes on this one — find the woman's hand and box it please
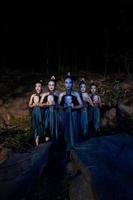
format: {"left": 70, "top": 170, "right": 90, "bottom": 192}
{"left": 33, "top": 102, "right": 39, "bottom": 107}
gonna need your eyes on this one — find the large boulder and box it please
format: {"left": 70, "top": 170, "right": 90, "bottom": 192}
{"left": 105, "top": 108, "right": 116, "bottom": 120}
{"left": 0, "top": 142, "right": 52, "bottom": 200}
{"left": 119, "top": 80, "right": 133, "bottom": 91}
{"left": 118, "top": 104, "right": 133, "bottom": 118}
{"left": 0, "top": 95, "right": 30, "bottom": 131}
{"left": 101, "top": 107, "right": 117, "bottom": 129}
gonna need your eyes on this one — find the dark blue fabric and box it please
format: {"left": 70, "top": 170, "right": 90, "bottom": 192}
{"left": 80, "top": 107, "right": 89, "bottom": 137}
{"left": 32, "top": 107, "right": 43, "bottom": 138}
{"left": 88, "top": 106, "right": 100, "bottom": 131}
{"left": 44, "top": 106, "right": 59, "bottom": 140}
{"left": 61, "top": 108, "right": 78, "bottom": 150}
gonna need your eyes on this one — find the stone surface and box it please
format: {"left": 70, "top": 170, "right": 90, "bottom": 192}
{"left": 119, "top": 80, "right": 133, "bottom": 91}
{"left": 69, "top": 174, "right": 97, "bottom": 200}
{"left": 0, "top": 142, "right": 52, "bottom": 200}
{"left": 118, "top": 104, "right": 133, "bottom": 118}
{"left": 105, "top": 108, "right": 116, "bottom": 120}
{"left": 71, "top": 134, "right": 133, "bottom": 200}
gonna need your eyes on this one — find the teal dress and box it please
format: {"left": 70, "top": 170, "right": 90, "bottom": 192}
{"left": 60, "top": 94, "right": 79, "bottom": 150}
{"left": 79, "top": 92, "right": 89, "bottom": 138}
{"left": 31, "top": 95, "right": 44, "bottom": 139}
{"left": 43, "top": 94, "right": 59, "bottom": 140}
{"left": 88, "top": 94, "right": 100, "bottom": 131}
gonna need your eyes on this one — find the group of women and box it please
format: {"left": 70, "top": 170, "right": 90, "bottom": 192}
{"left": 28, "top": 73, "right": 102, "bottom": 150}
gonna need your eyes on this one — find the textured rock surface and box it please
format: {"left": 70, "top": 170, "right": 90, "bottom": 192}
{"left": 0, "top": 142, "right": 52, "bottom": 200}
{"left": 71, "top": 134, "right": 133, "bottom": 200}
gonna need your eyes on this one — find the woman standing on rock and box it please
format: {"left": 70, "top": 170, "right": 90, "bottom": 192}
{"left": 58, "top": 72, "right": 83, "bottom": 151}
{"left": 40, "top": 76, "right": 59, "bottom": 142}
{"left": 79, "top": 78, "right": 93, "bottom": 139}
{"left": 89, "top": 83, "right": 102, "bottom": 135}
{"left": 28, "top": 81, "right": 44, "bottom": 146}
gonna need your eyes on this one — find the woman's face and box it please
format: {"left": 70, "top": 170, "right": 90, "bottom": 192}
{"left": 80, "top": 83, "right": 86, "bottom": 93}
{"left": 90, "top": 85, "right": 96, "bottom": 94}
{"left": 35, "top": 83, "right": 42, "bottom": 94}
{"left": 48, "top": 81, "right": 55, "bottom": 92}
{"left": 65, "top": 78, "right": 73, "bottom": 90}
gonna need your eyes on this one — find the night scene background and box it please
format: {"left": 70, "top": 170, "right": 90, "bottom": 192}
{"left": 0, "top": 1, "right": 133, "bottom": 200}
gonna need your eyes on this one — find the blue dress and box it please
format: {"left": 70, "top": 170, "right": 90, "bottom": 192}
{"left": 79, "top": 93, "right": 89, "bottom": 138}
{"left": 31, "top": 95, "right": 44, "bottom": 139}
{"left": 43, "top": 94, "right": 59, "bottom": 140}
{"left": 88, "top": 94, "right": 100, "bottom": 131}
{"left": 60, "top": 94, "right": 79, "bottom": 150}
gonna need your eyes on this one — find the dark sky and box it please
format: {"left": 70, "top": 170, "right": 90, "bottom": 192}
{"left": 1, "top": 3, "right": 133, "bottom": 72}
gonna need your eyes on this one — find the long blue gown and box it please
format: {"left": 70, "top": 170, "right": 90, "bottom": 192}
{"left": 60, "top": 94, "right": 79, "bottom": 150}
{"left": 79, "top": 93, "right": 89, "bottom": 138}
{"left": 43, "top": 94, "right": 59, "bottom": 141}
{"left": 32, "top": 106, "right": 43, "bottom": 139}
{"left": 88, "top": 94, "right": 100, "bottom": 131}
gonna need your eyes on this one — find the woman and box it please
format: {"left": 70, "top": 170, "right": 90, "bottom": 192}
{"left": 79, "top": 78, "right": 93, "bottom": 138}
{"left": 40, "top": 76, "right": 59, "bottom": 142}
{"left": 28, "top": 81, "right": 44, "bottom": 146}
{"left": 58, "top": 72, "right": 83, "bottom": 150}
{"left": 89, "top": 83, "right": 102, "bottom": 134}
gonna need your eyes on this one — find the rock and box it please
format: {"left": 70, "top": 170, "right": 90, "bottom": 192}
{"left": 69, "top": 174, "right": 97, "bottom": 200}
{"left": 101, "top": 108, "right": 117, "bottom": 129}
{"left": 118, "top": 104, "right": 133, "bottom": 118}
{"left": 120, "top": 80, "right": 133, "bottom": 91}
{"left": 101, "top": 117, "right": 108, "bottom": 127}
{"left": 0, "top": 95, "right": 30, "bottom": 130}
{"left": 0, "top": 146, "right": 12, "bottom": 165}
{"left": 70, "top": 150, "right": 97, "bottom": 200}
{"left": 105, "top": 108, "right": 116, "bottom": 120}
{"left": 7, "top": 96, "right": 29, "bottom": 113}
{"left": 66, "top": 161, "right": 78, "bottom": 176}
{"left": 0, "top": 142, "right": 52, "bottom": 200}
{"left": 71, "top": 134, "right": 133, "bottom": 200}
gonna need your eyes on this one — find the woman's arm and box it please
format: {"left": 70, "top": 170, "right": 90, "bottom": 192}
{"left": 73, "top": 92, "right": 83, "bottom": 109}
{"left": 39, "top": 92, "right": 49, "bottom": 108}
{"left": 28, "top": 94, "right": 35, "bottom": 108}
{"left": 87, "top": 95, "right": 94, "bottom": 107}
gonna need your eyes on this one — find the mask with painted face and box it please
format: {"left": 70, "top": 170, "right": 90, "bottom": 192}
{"left": 64, "top": 95, "right": 73, "bottom": 107}
{"left": 93, "top": 95, "right": 99, "bottom": 103}
{"left": 34, "top": 95, "right": 40, "bottom": 105}
{"left": 47, "top": 94, "right": 55, "bottom": 105}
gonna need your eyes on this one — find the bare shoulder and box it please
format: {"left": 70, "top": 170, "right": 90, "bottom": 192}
{"left": 42, "top": 92, "right": 49, "bottom": 97}
{"left": 59, "top": 91, "right": 66, "bottom": 97}
{"left": 84, "top": 92, "right": 89, "bottom": 97}
{"left": 54, "top": 91, "right": 59, "bottom": 96}
{"left": 72, "top": 91, "right": 79, "bottom": 97}
{"left": 31, "top": 93, "right": 36, "bottom": 98}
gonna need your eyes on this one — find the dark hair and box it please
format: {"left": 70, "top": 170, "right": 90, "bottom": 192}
{"left": 79, "top": 78, "right": 86, "bottom": 87}
{"left": 48, "top": 76, "right": 56, "bottom": 85}
{"left": 35, "top": 80, "right": 43, "bottom": 85}
{"left": 89, "top": 82, "right": 97, "bottom": 88}
{"left": 64, "top": 72, "right": 74, "bottom": 81}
